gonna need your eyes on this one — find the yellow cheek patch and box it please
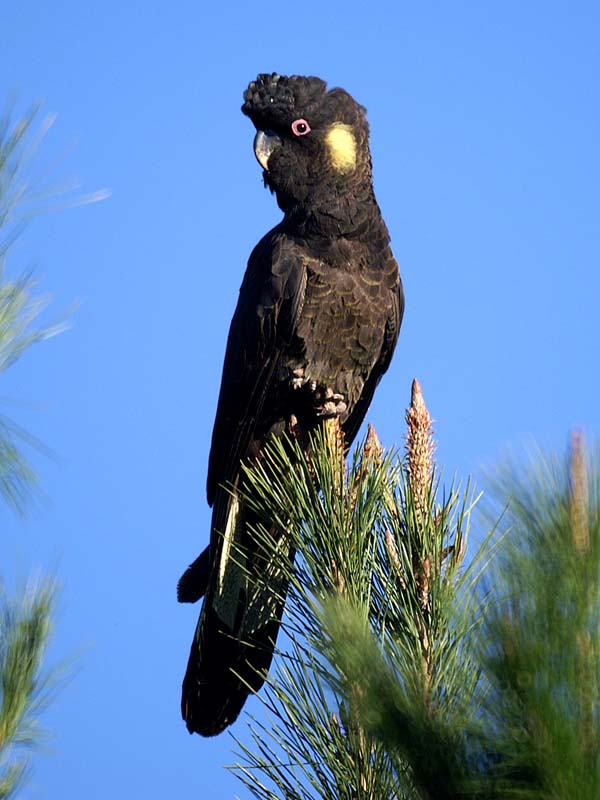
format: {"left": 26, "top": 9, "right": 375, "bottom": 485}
{"left": 325, "top": 123, "right": 357, "bottom": 173}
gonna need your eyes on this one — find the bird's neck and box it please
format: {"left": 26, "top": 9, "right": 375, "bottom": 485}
{"left": 281, "top": 185, "right": 383, "bottom": 240}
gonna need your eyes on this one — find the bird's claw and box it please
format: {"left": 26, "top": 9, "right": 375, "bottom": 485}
{"left": 290, "top": 367, "right": 312, "bottom": 391}
{"left": 314, "top": 387, "right": 347, "bottom": 418}
{"left": 291, "top": 370, "right": 347, "bottom": 418}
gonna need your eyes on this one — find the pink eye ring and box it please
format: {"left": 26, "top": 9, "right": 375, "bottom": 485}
{"left": 291, "top": 118, "right": 311, "bottom": 136}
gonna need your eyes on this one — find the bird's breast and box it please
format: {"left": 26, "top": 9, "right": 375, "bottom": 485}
{"left": 287, "top": 257, "right": 390, "bottom": 405}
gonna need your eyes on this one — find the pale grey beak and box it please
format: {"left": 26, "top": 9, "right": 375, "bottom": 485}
{"left": 253, "top": 130, "right": 281, "bottom": 170}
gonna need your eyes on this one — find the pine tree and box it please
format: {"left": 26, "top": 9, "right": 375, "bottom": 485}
{"left": 0, "top": 103, "right": 61, "bottom": 800}
{"left": 0, "top": 101, "right": 102, "bottom": 798}
{"left": 479, "top": 430, "right": 600, "bottom": 798}
{"left": 229, "top": 382, "right": 599, "bottom": 799}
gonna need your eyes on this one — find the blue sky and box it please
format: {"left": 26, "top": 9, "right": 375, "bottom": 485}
{"left": 2, "top": 1, "right": 599, "bottom": 797}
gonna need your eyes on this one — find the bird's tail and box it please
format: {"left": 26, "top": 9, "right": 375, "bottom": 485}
{"left": 180, "top": 487, "right": 291, "bottom": 736}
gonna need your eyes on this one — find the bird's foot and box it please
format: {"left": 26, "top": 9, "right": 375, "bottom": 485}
{"left": 313, "top": 386, "right": 347, "bottom": 418}
{"left": 291, "top": 370, "right": 347, "bottom": 418}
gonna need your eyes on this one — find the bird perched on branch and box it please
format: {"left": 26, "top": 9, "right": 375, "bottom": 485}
{"left": 178, "top": 73, "right": 404, "bottom": 736}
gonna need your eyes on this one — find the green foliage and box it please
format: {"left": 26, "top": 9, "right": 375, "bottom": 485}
{"left": 232, "top": 426, "right": 409, "bottom": 798}
{"left": 0, "top": 581, "right": 55, "bottom": 800}
{"left": 0, "top": 104, "right": 71, "bottom": 513}
{"left": 0, "top": 100, "right": 90, "bottom": 796}
{"left": 0, "top": 263, "right": 68, "bottom": 513}
{"left": 0, "top": 102, "right": 108, "bottom": 257}
{"left": 230, "top": 408, "right": 485, "bottom": 799}
{"left": 0, "top": 103, "right": 40, "bottom": 254}
{"left": 0, "top": 104, "right": 59, "bottom": 798}
{"left": 230, "top": 392, "right": 599, "bottom": 799}
{"left": 0, "top": 270, "right": 65, "bottom": 375}
{"left": 481, "top": 434, "right": 600, "bottom": 799}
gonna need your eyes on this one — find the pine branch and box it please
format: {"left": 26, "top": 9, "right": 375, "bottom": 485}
{"left": 230, "top": 381, "right": 487, "bottom": 799}
{"left": 228, "top": 374, "right": 600, "bottom": 800}
{"left": 0, "top": 98, "right": 96, "bottom": 796}
{"left": 481, "top": 432, "right": 600, "bottom": 799}
{"left": 0, "top": 105, "right": 69, "bottom": 511}
{"left": 0, "top": 580, "right": 55, "bottom": 799}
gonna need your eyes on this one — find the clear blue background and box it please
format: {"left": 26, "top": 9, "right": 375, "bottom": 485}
{"left": 2, "top": 1, "right": 599, "bottom": 797}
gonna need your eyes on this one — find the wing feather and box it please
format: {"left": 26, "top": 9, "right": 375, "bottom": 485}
{"left": 342, "top": 256, "right": 404, "bottom": 444}
{"left": 206, "top": 226, "right": 307, "bottom": 508}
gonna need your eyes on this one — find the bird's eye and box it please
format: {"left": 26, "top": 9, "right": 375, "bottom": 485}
{"left": 291, "top": 118, "right": 311, "bottom": 136}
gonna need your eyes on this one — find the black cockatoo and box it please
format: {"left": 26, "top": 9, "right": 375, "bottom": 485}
{"left": 178, "top": 73, "right": 404, "bottom": 736}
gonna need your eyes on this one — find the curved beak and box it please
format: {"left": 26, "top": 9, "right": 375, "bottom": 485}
{"left": 253, "top": 130, "right": 281, "bottom": 170}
